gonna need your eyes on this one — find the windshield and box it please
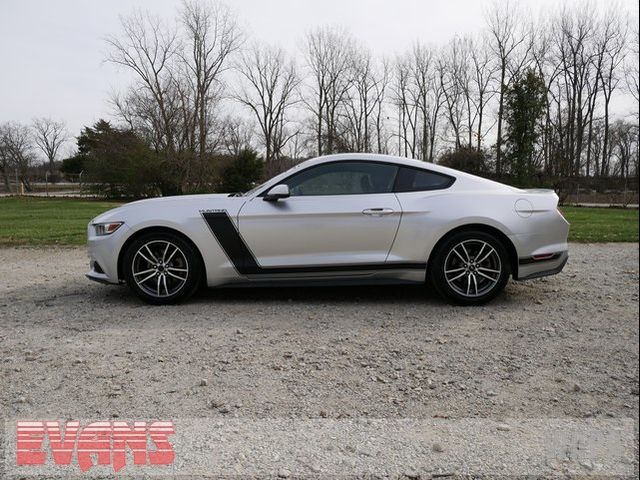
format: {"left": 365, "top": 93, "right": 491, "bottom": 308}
{"left": 242, "top": 180, "right": 270, "bottom": 197}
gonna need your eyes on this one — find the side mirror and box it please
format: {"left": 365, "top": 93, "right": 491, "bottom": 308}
{"left": 263, "top": 184, "right": 290, "bottom": 201}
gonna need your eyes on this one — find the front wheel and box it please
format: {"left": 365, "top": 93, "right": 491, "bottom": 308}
{"left": 430, "top": 231, "right": 510, "bottom": 305}
{"left": 122, "top": 232, "right": 202, "bottom": 305}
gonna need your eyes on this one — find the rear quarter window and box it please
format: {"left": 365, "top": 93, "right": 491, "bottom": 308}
{"left": 394, "top": 167, "right": 455, "bottom": 192}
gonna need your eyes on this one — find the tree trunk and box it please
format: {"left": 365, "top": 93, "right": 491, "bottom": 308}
{"left": 495, "top": 65, "right": 506, "bottom": 175}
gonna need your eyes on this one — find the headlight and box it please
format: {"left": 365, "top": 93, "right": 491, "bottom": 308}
{"left": 93, "top": 222, "right": 124, "bottom": 236}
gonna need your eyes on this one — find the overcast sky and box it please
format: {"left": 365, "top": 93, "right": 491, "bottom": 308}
{"left": 0, "top": 0, "right": 637, "bottom": 151}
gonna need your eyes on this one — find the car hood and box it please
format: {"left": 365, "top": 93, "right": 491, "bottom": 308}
{"left": 91, "top": 193, "right": 245, "bottom": 224}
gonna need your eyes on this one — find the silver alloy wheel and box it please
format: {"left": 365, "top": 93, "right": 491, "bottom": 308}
{"left": 132, "top": 240, "right": 189, "bottom": 298}
{"left": 444, "top": 239, "right": 501, "bottom": 298}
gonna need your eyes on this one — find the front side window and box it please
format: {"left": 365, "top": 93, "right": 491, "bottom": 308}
{"left": 394, "top": 167, "right": 455, "bottom": 192}
{"left": 285, "top": 161, "right": 399, "bottom": 196}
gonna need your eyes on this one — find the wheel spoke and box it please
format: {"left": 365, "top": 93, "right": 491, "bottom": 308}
{"left": 145, "top": 245, "right": 159, "bottom": 263}
{"left": 166, "top": 270, "right": 187, "bottom": 282}
{"left": 167, "top": 267, "right": 188, "bottom": 273}
{"left": 477, "top": 247, "right": 496, "bottom": 264}
{"left": 133, "top": 268, "right": 155, "bottom": 277}
{"left": 137, "top": 250, "right": 156, "bottom": 266}
{"left": 162, "top": 274, "right": 169, "bottom": 296}
{"left": 472, "top": 274, "right": 478, "bottom": 295}
{"left": 156, "top": 275, "right": 161, "bottom": 296}
{"left": 165, "top": 246, "right": 179, "bottom": 264}
{"left": 136, "top": 271, "right": 157, "bottom": 285}
{"left": 445, "top": 267, "right": 465, "bottom": 274}
{"left": 162, "top": 242, "right": 170, "bottom": 262}
{"left": 478, "top": 267, "right": 500, "bottom": 274}
{"left": 452, "top": 248, "right": 467, "bottom": 263}
{"left": 466, "top": 274, "right": 471, "bottom": 295}
{"left": 448, "top": 271, "right": 467, "bottom": 282}
{"left": 460, "top": 242, "right": 471, "bottom": 261}
{"left": 477, "top": 270, "right": 498, "bottom": 282}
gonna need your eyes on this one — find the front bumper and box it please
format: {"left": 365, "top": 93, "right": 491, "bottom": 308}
{"left": 86, "top": 265, "right": 119, "bottom": 285}
{"left": 86, "top": 222, "right": 130, "bottom": 285}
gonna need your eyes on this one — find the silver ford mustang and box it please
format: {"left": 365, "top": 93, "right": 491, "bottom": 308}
{"left": 87, "top": 153, "right": 569, "bottom": 305}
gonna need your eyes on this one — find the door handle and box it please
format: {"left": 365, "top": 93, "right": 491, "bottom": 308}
{"left": 362, "top": 208, "right": 395, "bottom": 216}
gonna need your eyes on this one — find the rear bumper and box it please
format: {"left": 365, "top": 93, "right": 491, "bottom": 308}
{"left": 516, "top": 250, "right": 569, "bottom": 281}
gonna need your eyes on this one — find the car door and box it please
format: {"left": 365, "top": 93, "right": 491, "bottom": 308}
{"left": 237, "top": 161, "right": 402, "bottom": 273}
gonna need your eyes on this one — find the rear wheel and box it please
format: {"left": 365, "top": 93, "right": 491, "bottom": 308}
{"left": 123, "top": 232, "right": 202, "bottom": 305}
{"left": 430, "top": 231, "right": 510, "bottom": 305}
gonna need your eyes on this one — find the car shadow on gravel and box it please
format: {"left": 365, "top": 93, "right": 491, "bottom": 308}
{"left": 19, "top": 278, "right": 517, "bottom": 309}
{"left": 198, "top": 283, "right": 437, "bottom": 304}
{"left": 74, "top": 280, "right": 518, "bottom": 307}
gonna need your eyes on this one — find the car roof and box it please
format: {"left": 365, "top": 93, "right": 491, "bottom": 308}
{"left": 254, "top": 153, "right": 514, "bottom": 196}
{"left": 296, "top": 153, "right": 512, "bottom": 191}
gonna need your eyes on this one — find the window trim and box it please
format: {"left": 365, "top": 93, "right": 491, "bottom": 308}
{"left": 257, "top": 160, "right": 455, "bottom": 198}
{"left": 258, "top": 160, "right": 400, "bottom": 197}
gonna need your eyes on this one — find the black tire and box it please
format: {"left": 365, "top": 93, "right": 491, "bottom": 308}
{"left": 122, "top": 231, "right": 203, "bottom": 305}
{"left": 429, "top": 230, "right": 510, "bottom": 306}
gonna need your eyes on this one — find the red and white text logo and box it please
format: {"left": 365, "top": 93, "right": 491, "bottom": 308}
{"left": 16, "top": 421, "right": 175, "bottom": 472}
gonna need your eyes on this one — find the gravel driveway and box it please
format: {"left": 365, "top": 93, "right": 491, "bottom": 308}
{"left": 0, "top": 243, "right": 638, "bottom": 477}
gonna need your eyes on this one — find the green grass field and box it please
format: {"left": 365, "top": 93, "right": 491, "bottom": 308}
{"left": 560, "top": 206, "right": 639, "bottom": 243}
{"left": 0, "top": 197, "right": 637, "bottom": 246}
{"left": 0, "top": 197, "right": 121, "bottom": 246}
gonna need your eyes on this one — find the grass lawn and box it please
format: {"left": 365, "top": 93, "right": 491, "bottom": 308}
{"left": 0, "top": 197, "right": 121, "bottom": 246}
{"left": 0, "top": 197, "right": 637, "bottom": 246}
{"left": 560, "top": 206, "right": 638, "bottom": 243}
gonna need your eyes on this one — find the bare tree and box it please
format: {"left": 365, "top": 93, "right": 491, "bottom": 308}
{"left": 372, "top": 59, "right": 391, "bottom": 154}
{"left": 235, "top": 44, "right": 299, "bottom": 173}
{"left": 546, "top": 6, "right": 598, "bottom": 176}
{"left": 393, "top": 54, "right": 418, "bottom": 157}
{"left": 470, "top": 35, "right": 498, "bottom": 152}
{"left": 609, "top": 120, "right": 638, "bottom": 179}
{"left": 597, "top": 8, "right": 628, "bottom": 177}
{"left": 32, "top": 118, "right": 68, "bottom": 171}
{"left": 394, "top": 44, "right": 446, "bottom": 161}
{"left": 531, "top": 17, "right": 561, "bottom": 174}
{"left": 106, "top": 10, "right": 180, "bottom": 154}
{"left": 341, "top": 45, "right": 388, "bottom": 153}
{"left": 101, "top": 0, "right": 637, "bottom": 185}
{"left": 180, "top": 0, "right": 242, "bottom": 161}
{"left": 106, "top": 1, "right": 241, "bottom": 192}
{"left": 0, "top": 122, "right": 35, "bottom": 192}
{"left": 440, "top": 37, "right": 471, "bottom": 150}
{"left": 486, "top": 0, "right": 529, "bottom": 174}
{"left": 624, "top": 22, "right": 639, "bottom": 109}
{"left": 0, "top": 129, "right": 11, "bottom": 192}
{"left": 304, "top": 26, "right": 355, "bottom": 155}
{"left": 220, "top": 115, "right": 254, "bottom": 157}
{"left": 412, "top": 43, "right": 443, "bottom": 161}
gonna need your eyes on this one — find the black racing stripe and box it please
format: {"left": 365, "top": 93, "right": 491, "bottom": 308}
{"left": 202, "top": 211, "right": 260, "bottom": 275}
{"left": 201, "top": 211, "right": 425, "bottom": 276}
{"left": 518, "top": 252, "right": 563, "bottom": 265}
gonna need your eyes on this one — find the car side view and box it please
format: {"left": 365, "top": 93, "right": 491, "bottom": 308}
{"left": 86, "top": 153, "right": 570, "bottom": 305}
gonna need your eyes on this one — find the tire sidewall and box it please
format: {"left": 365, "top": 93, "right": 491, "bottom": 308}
{"left": 123, "top": 232, "right": 202, "bottom": 305}
{"left": 430, "top": 231, "right": 510, "bottom": 306}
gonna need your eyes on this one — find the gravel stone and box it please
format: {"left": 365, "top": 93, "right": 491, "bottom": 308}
{"left": 0, "top": 244, "right": 637, "bottom": 474}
